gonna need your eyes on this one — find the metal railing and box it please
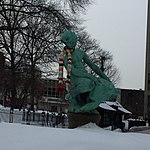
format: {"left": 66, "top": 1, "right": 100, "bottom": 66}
{"left": 0, "top": 108, "right": 68, "bottom": 128}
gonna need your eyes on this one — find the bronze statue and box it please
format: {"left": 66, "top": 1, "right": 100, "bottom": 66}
{"left": 58, "top": 30, "right": 119, "bottom": 115}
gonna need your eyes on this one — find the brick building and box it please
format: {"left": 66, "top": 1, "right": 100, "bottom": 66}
{"left": 120, "top": 89, "right": 144, "bottom": 119}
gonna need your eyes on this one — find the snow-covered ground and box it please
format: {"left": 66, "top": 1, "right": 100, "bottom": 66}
{"left": 0, "top": 122, "right": 149, "bottom": 150}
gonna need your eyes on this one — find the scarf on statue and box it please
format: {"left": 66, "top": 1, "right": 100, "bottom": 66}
{"left": 57, "top": 48, "right": 72, "bottom": 93}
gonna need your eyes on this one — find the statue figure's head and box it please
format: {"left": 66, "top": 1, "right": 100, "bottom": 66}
{"left": 61, "top": 30, "right": 77, "bottom": 50}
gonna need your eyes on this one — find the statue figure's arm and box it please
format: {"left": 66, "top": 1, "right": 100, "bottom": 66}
{"left": 83, "top": 51, "right": 110, "bottom": 81}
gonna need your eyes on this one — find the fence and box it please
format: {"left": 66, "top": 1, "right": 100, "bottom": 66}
{"left": 0, "top": 107, "right": 68, "bottom": 128}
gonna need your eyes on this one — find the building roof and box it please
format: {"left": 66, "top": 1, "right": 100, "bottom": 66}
{"left": 99, "top": 101, "right": 132, "bottom": 114}
{"left": 99, "top": 103, "right": 116, "bottom": 111}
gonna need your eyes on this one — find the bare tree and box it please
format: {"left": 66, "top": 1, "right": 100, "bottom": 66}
{"left": 89, "top": 49, "right": 121, "bottom": 86}
{"left": 76, "top": 29, "right": 121, "bottom": 86}
{"left": 19, "top": 0, "right": 79, "bottom": 109}
{"left": 0, "top": 0, "right": 92, "bottom": 108}
{"left": 0, "top": 0, "right": 29, "bottom": 108}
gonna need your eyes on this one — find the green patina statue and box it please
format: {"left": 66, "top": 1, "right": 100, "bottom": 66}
{"left": 58, "top": 30, "right": 119, "bottom": 114}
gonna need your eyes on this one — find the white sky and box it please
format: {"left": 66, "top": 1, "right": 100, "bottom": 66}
{"left": 83, "top": 0, "right": 148, "bottom": 90}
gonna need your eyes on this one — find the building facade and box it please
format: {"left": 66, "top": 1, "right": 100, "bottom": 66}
{"left": 120, "top": 89, "right": 144, "bottom": 119}
{"left": 39, "top": 78, "right": 69, "bottom": 113}
{"left": 144, "top": 0, "right": 150, "bottom": 119}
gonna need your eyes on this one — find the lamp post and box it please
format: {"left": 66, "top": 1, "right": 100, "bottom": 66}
{"left": 135, "top": 102, "right": 138, "bottom": 119}
{"left": 100, "top": 56, "right": 106, "bottom": 72}
{"left": 42, "top": 73, "right": 50, "bottom": 111}
{"left": 46, "top": 77, "right": 49, "bottom": 111}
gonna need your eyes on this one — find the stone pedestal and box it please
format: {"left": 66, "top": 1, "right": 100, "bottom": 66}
{"left": 67, "top": 112, "right": 101, "bottom": 128}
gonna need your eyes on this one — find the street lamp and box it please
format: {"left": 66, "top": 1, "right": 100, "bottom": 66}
{"left": 135, "top": 102, "right": 138, "bottom": 119}
{"left": 42, "top": 73, "right": 50, "bottom": 111}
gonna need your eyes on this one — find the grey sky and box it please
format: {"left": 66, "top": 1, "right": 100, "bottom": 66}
{"left": 83, "top": 0, "right": 147, "bottom": 90}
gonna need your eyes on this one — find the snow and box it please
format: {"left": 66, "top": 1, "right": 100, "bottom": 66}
{"left": 0, "top": 122, "right": 149, "bottom": 150}
{"left": 118, "top": 107, "right": 132, "bottom": 114}
{"left": 99, "top": 101, "right": 132, "bottom": 114}
{"left": 99, "top": 103, "right": 116, "bottom": 111}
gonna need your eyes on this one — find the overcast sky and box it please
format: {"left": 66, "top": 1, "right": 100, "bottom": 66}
{"left": 83, "top": 0, "right": 147, "bottom": 90}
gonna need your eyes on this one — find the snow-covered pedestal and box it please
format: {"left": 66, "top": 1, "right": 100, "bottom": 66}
{"left": 67, "top": 112, "right": 101, "bottom": 128}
